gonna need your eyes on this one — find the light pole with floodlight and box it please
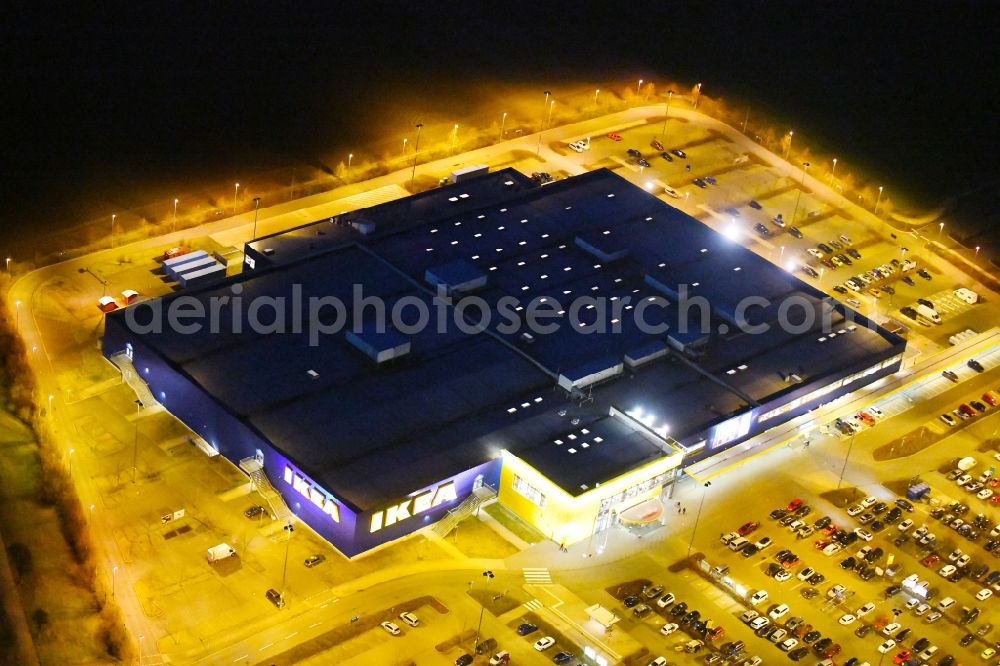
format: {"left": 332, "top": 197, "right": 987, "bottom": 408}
{"left": 874, "top": 186, "right": 884, "bottom": 215}
{"left": 594, "top": 88, "right": 600, "bottom": 106}
{"left": 785, "top": 131, "right": 794, "bottom": 160}
{"left": 790, "top": 162, "right": 810, "bottom": 226}
{"left": 111, "top": 213, "right": 116, "bottom": 248}
{"left": 234, "top": 183, "right": 240, "bottom": 213}
{"left": 500, "top": 112, "right": 507, "bottom": 140}
{"left": 251, "top": 197, "right": 261, "bottom": 240}
{"left": 172, "top": 198, "right": 178, "bottom": 232}
{"left": 660, "top": 90, "right": 674, "bottom": 141}
{"left": 411, "top": 123, "right": 423, "bottom": 187}
{"left": 474, "top": 570, "right": 495, "bottom": 649}
{"left": 687, "top": 481, "right": 711, "bottom": 557}
{"left": 535, "top": 91, "right": 551, "bottom": 156}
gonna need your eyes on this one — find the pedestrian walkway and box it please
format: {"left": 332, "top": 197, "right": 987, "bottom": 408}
{"left": 522, "top": 567, "right": 552, "bottom": 584}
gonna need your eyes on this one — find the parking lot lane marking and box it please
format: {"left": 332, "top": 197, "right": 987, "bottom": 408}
{"left": 259, "top": 643, "right": 273, "bottom": 651}
{"left": 286, "top": 632, "right": 298, "bottom": 639}
{"left": 233, "top": 656, "right": 248, "bottom": 663}
{"left": 310, "top": 622, "right": 322, "bottom": 628}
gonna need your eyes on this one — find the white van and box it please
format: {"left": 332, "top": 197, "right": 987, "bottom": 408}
{"left": 955, "top": 288, "right": 979, "bottom": 304}
{"left": 916, "top": 303, "right": 941, "bottom": 324}
{"left": 729, "top": 537, "right": 750, "bottom": 552}
{"left": 721, "top": 532, "right": 740, "bottom": 545}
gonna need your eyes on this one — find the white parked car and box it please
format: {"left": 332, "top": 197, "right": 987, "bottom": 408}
{"left": 882, "top": 622, "right": 901, "bottom": 636}
{"left": 938, "top": 564, "right": 957, "bottom": 577}
{"left": 769, "top": 603, "right": 790, "bottom": 620}
{"left": 857, "top": 602, "right": 876, "bottom": 616}
{"left": 380, "top": 621, "right": 402, "bottom": 635}
{"left": 839, "top": 613, "right": 857, "bottom": 625}
{"left": 854, "top": 528, "right": 874, "bottom": 541}
{"left": 861, "top": 496, "right": 878, "bottom": 508}
{"left": 878, "top": 639, "right": 897, "bottom": 653}
{"left": 533, "top": 636, "right": 555, "bottom": 651}
{"left": 823, "top": 542, "right": 844, "bottom": 556}
{"left": 660, "top": 622, "right": 679, "bottom": 635}
{"left": 749, "top": 590, "right": 769, "bottom": 605}
{"left": 797, "top": 567, "right": 816, "bottom": 581}
{"left": 398, "top": 612, "right": 419, "bottom": 627}
{"left": 897, "top": 519, "right": 914, "bottom": 532}
{"left": 847, "top": 504, "right": 864, "bottom": 516}
{"left": 774, "top": 570, "right": 792, "bottom": 582}
{"left": 954, "top": 287, "right": 979, "bottom": 304}
{"left": 656, "top": 592, "right": 676, "bottom": 608}
{"left": 567, "top": 139, "right": 590, "bottom": 153}
{"left": 900, "top": 259, "right": 916, "bottom": 272}
{"left": 976, "top": 588, "right": 993, "bottom": 601}
{"left": 778, "top": 638, "right": 799, "bottom": 652}
{"left": 663, "top": 186, "right": 681, "bottom": 199}
{"left": 749, "top": 616, "right": 770, "bottom": 630}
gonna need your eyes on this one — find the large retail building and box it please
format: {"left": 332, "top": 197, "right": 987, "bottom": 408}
{"left": 103, "top": 168, "right": 905, "bottom": 556}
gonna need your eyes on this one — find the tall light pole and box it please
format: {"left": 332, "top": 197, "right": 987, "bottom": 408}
{"left": 234, "top": 183, "right": 240, "bottom": 212}
{"left": 172, "top": 198, "right": 178, "bottom": 233}
{"left": 280, "top": 520, "right": 295, "bottom": 599}
{"left": 837, "top": 433, "right": 858, "bottom": 489}
{"left": 874, "top": 186, "right": 884, "bottom": 215}
{"left": 347, "top": 153, "right": 353, "bottom": 170}
{"left": 111, "top": 213, "right": 116, "bottom": 248}
{"left": 5, "top": 257, "right": 10, "bottom": 272}
{"left": 411, "top": 123, "right": 424, "bottom": 187}
{"left": 132, "top": 399, "right": 142, "bottom": 484}
{"left": 500, "top": 112, "right": 507, "bottom": 140}
{"left": 636, "top": 79, "right": 643, "bottom": 96}
{"left": 546, "top": 100, "right": 555, "bottom": 131}
{"left": 535, "top": 90, "right": 551, "bottom": 156}
{"left": 402, "top": 137, "right": 408, "bottom": 155}
{"left": 687, "top": 481, "right": 711, "bottom": 557}
{"left": 790, "top": 162, "right": 810, "bottom": 226}
{"left": 475, "top": 570, "right": 495, "bottom": 649}
{"left": 975, "top": 246, "right": 981, "bottom": 259}
{"left": 594, "top": 88, "right": 600, "bottom": 106}
{"left": 251, "top": 197, "right": 261, "bottom": 240}
{"left": 450, "top": 123, "right": 458, "bottom": 154}
{"left": 785, "top": 131, "right": 794, "bottom": 160}
{"left": 660, "top": 90, "right": 674, "bottom": 141}
{"left": 694, "top": 82, "right": 702, "bottom": 109}
{"left": 831, "top": 158, "right": 838, "bottom": 181}
{"left": 939, "top": 222, "right": 945, "bottom": 237}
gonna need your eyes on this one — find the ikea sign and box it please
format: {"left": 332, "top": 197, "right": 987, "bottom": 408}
{"left": 283, "top": 465, "right": 341, "bottom": 522}
{"left": 370, "top": 481, "right": 458, "bottom": 532}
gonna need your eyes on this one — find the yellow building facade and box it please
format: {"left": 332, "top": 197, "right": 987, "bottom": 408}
{"left": 498, "top": 448, "right": 684, "bottom": 547}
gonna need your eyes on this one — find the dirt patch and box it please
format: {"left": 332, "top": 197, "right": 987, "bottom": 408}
{"left": 481, "top": 503, "right": 544, "bottom": 545}
{"left": 449, "top": 516, "right": 519, "bottom": 559}
{"left": 256, "top": 595, "right": 445, "bottom": 666}
{"left": 873, "top": 427, "right": 940, "bottom": 460}
{"left": 604, "top": 578, "right": 653, "bottom": 601}
{"left": 469, "top": 587, "right": 525, "bottom": 617}
{"left": 819, "top": 487, "right": 865, "bottom": 508}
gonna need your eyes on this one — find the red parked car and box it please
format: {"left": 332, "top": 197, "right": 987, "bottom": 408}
{"left": 606, "top": 132, "right": 623, "bottom": 141}
{"left": 737, "top": 521, "right": 761, "bottom": 536}
{"left": 787, "top": 498, "right": 804, "bottom": 511}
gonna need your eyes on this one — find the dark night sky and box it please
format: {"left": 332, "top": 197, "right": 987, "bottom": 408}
{"left": 1, "top": 2, "right": 998, "bottom": 245}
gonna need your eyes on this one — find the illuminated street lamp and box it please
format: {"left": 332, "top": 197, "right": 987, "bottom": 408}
{"left": 132, "top": 399, "right": 142, "bottom": 484}
{"left": 234, "top": 183, "right": 240, "bottom": 212}
{"left": 784, "top": 130, "right": 794, "bottom": 160}
{"left": 251, "top": 197, "right": 261, "bottom": 240}
{"left": 939, "top": 222, "right": 945, "bottom": 237}
{"left": 411, "top": 123, "right": 424, "bottom": 187}
{"left": 687, "top": 481, "right": 711, "bottom": 557}
{"left": 402, "top": 137, "right": 408, "bottom": 155}
{"left": 546, "top": 100, "right": 555, "bottom": 130}
{"left": 347, "top": 153, "right": 353, "bottom": 170}
{"left": 637, "top": 79, "right": 643, "bottom": 96}
{"left": 660, "top": 90, "right": 674, "bottom": 141}
{"left": 975, "top": 245, "right": 981, "bottom": 259}
{"left": 694, "top": 82, "right": 702, "bottom": 109}
{"left": 790, "top": 162, "right": 811, "bottom": 226}
{"left": 111, "top": 213, "right": 116, "bottom": 248}
{"left": 535, "top": 90, "right": 551, "bottom": 156}
{"left": 172, "top": 198, "right": 178, "bottom": 233}
{"left": 5, "top": 257, "right": 9, "bottom": 272}
{"left": 874, "top": 186, "right": 884, "bottom": 215}
{"left": 594, "top": 88, "right": 600, "bottom": 105}
{"left": 280, "top": 519, "right": 295, "bottom": 597}
{"left": 831, "top": 157, "right": 838, "bottom": 180}
{"left": 500, "top": 112, "right": 507, "bottom": 140}
{"left": 474, "top": 570, "right": 495, "bottom": 650}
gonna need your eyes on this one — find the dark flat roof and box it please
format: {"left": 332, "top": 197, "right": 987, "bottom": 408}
{"left": 112, "top": 168, "right": 903, "bottom": 508}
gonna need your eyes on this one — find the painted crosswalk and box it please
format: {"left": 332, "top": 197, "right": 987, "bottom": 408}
{"left": 522, "top": 567, "right": 552, "bottom": 584}
{"left": 523, "top": 598, "right": 543, "bottom": 611}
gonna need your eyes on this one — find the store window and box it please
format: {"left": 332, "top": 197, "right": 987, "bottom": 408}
{"left": 513, "top": 475, "right": 546, "bottom": 508}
